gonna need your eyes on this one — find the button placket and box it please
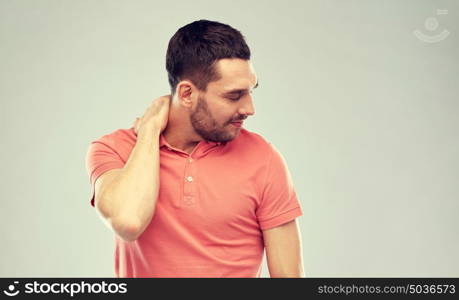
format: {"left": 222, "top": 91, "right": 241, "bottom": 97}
{"left": 182, "top": 155, "right": 197, "bottom": 207}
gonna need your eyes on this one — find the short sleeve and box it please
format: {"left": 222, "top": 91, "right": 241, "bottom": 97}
{"left": 256, "top": 144, "right": 302, "bottom": 230}
{"left": 85, "top": 139, "right": 125, "bottom": 208}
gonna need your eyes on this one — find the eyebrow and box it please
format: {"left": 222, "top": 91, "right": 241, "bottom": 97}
{"left": 222, "top": 81, "right": 259, "bottom": 96}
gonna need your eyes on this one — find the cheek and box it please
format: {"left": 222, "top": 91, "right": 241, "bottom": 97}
{"left": 211, "top": 104, "right": 238, "bottom": 124}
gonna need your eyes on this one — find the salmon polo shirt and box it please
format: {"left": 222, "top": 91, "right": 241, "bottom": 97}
{"left": 85, "top": 127, "right": 302, "bottom": 277}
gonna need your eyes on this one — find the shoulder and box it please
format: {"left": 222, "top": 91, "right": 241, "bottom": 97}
{"left": 92, "top": 127, "right": 136, "bottom": 145}
{"left": 89, "top": 127, "right": 137, "bottom": 160}
{"left": 227, "top": 128, "right": 277, "bottom": 157}
{"left": 232, "top": 129, "right": 291, "bottom": 169}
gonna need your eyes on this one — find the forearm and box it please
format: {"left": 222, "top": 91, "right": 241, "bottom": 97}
{"left": 99, "top": 126, "right": 161, "bottom": 236}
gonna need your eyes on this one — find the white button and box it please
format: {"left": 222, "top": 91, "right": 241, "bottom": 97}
{"left": 188, "top": 158, "right": 193, "bottom": 163}
{"left": 186, "top": 176, "right": 193, "bottom": 182}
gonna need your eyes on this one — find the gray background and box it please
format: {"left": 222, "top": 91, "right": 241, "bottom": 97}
{"left": 1, "top": 0, "right": 458, "bottom": 277}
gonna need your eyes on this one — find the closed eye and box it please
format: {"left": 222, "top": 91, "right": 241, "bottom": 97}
{"left": 227, "top": 96, "right": 242, "bottom": 101}
{"left": 226, "top": 92, "right": 244, "bottom": 101}
{"left": 222, "top": 81, "right": 258, "bottom": 100}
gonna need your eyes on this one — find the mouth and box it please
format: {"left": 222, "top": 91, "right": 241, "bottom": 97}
{"left": 230, "top": 121, "right": 243, "bottom": 128}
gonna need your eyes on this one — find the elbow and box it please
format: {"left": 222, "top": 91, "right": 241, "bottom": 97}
{"left": 111, "top": 208, "right": 155, "bottom": 242}
{"left": 112, "top": 216, "right": 144, "bottom": 242}
{"left": 97, "top": 201, "right": 144, "bottom": 242}
{"left": 95, "top": 193, "right": 153, "bottom": 242}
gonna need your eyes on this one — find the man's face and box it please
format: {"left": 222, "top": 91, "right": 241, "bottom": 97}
{"left": 190, "top": 58, "right": 258, "bottom": 142}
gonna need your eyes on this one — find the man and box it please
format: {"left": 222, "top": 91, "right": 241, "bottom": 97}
{"left": 85, "top": 19, "right": 304, "bottom": 278}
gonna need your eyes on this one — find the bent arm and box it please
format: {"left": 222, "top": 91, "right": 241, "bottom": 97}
{"left": 95, "top": 127, "right": 161, "bottom": 242}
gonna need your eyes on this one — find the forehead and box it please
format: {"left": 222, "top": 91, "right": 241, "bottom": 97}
{"left": 209, "top": 58, "right": 257, "bottom": 91}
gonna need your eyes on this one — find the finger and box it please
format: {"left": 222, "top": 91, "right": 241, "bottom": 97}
{"left": 160, "top": 96, "right": 171, "bottom": 107}
{"left": 159, "top": 95, "right": 171, "bottom": 104}
{"left": 133, "top": 118, "right": 141, "bottom": 134}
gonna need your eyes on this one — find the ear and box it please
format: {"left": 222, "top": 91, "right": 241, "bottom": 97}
{"left": 176, "top": 80, "right": 198, "bottom": 108}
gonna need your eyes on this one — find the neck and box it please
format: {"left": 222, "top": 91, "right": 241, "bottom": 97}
{"left": 162, "top": 102, "right": 202, "bottom": 154}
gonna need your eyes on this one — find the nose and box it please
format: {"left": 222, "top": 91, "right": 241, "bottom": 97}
{"left": 238, "top": 94, "right": 255, "bottom": 117}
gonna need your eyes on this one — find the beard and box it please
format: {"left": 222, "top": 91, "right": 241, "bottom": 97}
{"left": 190, "top": 95, "right": 243, "bottom": 143}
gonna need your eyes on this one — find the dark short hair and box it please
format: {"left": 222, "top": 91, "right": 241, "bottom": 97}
{"left": 166, "top": 19, "right": 251, "bottom": 95}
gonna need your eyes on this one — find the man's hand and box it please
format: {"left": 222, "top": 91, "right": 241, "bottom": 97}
{"left": 133, "top": 95, "right": 171, "bottom": 136}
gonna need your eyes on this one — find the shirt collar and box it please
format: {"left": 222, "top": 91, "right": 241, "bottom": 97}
{"left": 159, "top": 134, "right": 226, "bottom": 150}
